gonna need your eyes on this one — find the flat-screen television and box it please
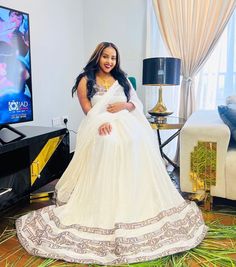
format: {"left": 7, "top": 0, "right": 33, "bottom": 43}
{"left": 0, "top": 6, "right": 32, "bottom": 142}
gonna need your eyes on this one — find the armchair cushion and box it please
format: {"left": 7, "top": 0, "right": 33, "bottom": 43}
{"left": 128, "top": 77, "right": 136, "bottom": 90}
{"left": 226, "top": 95, "right": 236, "bottom": 105}
{"left": 218, "top": 105, "right": 236, "bottom": 142}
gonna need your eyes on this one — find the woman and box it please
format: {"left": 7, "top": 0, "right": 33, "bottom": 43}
{"left": 16, "top": 42, "right": 207, "bottom": 265}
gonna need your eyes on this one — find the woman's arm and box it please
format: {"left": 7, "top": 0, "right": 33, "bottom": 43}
{"left": 125, "top": 102, "right": 135, "bottom": 111}
{"left": 106, "top": 102, "right": 135, "bottom": 113}
{"left": 77, "top": 77, "right": 92, "bottom": 115}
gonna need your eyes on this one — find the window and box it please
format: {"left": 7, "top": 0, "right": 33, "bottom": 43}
{"left": 195, "top": 10, "right": 236, "bottom": 109}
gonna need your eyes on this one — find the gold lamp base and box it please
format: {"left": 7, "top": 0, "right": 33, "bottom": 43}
{"left": 148, "top": 85, "right": 173, "bottom": 117}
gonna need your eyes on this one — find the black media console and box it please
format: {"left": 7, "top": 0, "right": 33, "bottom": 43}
{"left": 0, "top": 126, "right": 70, "bottom": 213}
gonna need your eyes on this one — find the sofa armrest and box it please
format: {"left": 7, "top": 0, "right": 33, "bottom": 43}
{"left": 180, "top": 110, "right": 230, "bottom": 198}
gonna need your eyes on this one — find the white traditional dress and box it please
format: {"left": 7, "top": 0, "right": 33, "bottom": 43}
{"left": 16, "top": 80, "right": 207, "bottom": 265}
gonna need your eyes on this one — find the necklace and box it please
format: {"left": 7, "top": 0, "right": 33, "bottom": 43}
{"left": 96, "top": 76, "right": 112, "bottom": 91}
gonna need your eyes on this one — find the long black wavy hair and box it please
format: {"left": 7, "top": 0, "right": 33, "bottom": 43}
{"left": 71, "top": 42, "right": 130, "bottom": 101}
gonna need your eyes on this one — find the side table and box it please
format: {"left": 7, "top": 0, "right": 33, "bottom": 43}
{"left": 148, "top": 116, "right": 186, "bottom": 169}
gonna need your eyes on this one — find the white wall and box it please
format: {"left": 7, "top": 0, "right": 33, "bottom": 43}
{"left": 0, "top": 0, "right": 146, "bottom": 151}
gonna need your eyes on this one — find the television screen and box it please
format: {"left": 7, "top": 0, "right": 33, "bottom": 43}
{"left": 0, "top": 6, "right": 32, "bottom": 126}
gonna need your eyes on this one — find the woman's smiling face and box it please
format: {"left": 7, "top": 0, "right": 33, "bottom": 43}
{"left": 98, "top": 47, "right": 117, "bottom": 74}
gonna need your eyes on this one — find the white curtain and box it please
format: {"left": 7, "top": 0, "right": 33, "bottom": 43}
{"left": 152, "top": 0, "right": 236, "bottom": 120}
{"left": 195, "top": 10, "right": 236, "bottom": 109}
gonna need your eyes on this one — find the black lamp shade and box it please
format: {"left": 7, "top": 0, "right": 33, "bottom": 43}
{"left": 142, "top": 57, "right": 181, "bottom": 86}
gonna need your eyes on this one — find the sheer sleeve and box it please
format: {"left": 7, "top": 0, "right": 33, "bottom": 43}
{"left": 127, "top": 78, "right": 144, "bottom": 113}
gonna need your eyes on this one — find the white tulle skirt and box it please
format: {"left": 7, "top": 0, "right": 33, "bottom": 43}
{"left": 16, "top": 84, "right": 207, "bottom": 265}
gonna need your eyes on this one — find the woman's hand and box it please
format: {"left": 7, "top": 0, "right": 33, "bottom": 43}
{"left": 98, "top": 122, "right": 112, "bottom": 135}
{"left": 107, "top": 102, "right": 135, "bottom": 113}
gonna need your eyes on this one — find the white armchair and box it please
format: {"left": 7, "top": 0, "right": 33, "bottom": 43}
{"left": 180, "top": 110, "right": 236, "bottom": 201}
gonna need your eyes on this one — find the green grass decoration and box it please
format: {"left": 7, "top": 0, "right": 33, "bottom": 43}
{"left": 0, "top": 227, "right": 16, "bottom": 245}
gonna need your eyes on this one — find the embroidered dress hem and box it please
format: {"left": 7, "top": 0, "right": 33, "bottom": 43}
{"left": 16, "top": 201, "right": 207, "bottom": 265}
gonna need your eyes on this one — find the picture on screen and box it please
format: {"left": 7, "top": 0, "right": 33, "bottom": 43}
{"left": 0, "top": 6, "right": 33, "bottom": 126}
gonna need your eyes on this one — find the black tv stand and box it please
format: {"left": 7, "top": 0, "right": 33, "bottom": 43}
{"left": 0, "top": 126, "right": 70, "bottom": 213}
{"left": 0, "top": 125, "right": 26, "bottom": 145}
